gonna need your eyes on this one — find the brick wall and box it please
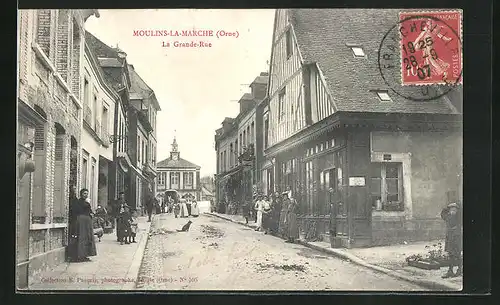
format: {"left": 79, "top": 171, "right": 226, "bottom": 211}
{"left": 18, "top": 9, "right": 87, "bottom": 277}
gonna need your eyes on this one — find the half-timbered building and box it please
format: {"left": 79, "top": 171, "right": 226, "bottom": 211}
{"left": 264, "top": 9, "right": 463, "bottom": 248}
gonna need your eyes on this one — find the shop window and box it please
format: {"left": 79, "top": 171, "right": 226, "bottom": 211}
{"left": 370, "top": 162, "right": 404, "bottom": 211}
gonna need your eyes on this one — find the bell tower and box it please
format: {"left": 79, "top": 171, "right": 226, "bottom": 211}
{"left": 170, "top": 136, "right": 180, "bottom": 161}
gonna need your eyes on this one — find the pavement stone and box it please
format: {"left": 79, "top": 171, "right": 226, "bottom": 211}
{"left": 27, "top": 216, "right": 152, "bottom": 290}
{"left": 207, "top": 212, "right": 462, "bottom": 291}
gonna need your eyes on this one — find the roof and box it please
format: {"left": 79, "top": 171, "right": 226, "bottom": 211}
{"left": 251, "top": 75, "right": 269, "bottom": 86}
{"left": 85, "top": 32, "right": 132, "bottom": 90}
{"left": 157, "top": 157, "right": 201, "bottom": 169}
{"left": 238, "top": 93, "right": 254, "bottom": 102}
{"left": 128, "top": 65, "right": 162, "bottom": 111}
{"left": 288, "top": 9, "right": 461, "bottom": 115}
{"left": 98, "top": 58, "right": 123, "bottom": 68}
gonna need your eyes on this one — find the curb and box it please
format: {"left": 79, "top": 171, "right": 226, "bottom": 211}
{"left": 123, "top": 217, "right": 153, "bottom": 290}
{"left": 205, "top": 213, "right": 462, "bottom": 291}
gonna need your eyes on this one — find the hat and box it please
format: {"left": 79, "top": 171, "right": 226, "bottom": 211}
{"left": 447, "top": 202, "right": 459, "bottom": 208}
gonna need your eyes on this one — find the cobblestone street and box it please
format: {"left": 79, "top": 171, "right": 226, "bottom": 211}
{"left": 137, "top": 214, "right": 427, "bottom": 291}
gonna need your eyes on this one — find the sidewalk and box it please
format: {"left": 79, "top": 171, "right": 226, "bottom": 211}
{"left": 206, "top": 212, "right": 462, "bottom": 291}
{"left": 27, "top": 216, "right": 152, "bottom": 290}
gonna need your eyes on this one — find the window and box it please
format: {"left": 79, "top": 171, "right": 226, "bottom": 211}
{"left": 278, "top": 88, "right": 286, "bottom": 121}
{"left": 36, "top": 10, "right": 52, "bottom": 56}
{"left": 82, "top": 152, "right": 88, "bottom": 189}
{"left": 90, "top": 158, "right": 96, "bottom": 208}
{"left": 83, "top": 78, "right": 89, "bottom": 106}
{"left": 235, "top": 139, "right": 239, "bottom": 158}
{"left": 264, "top": 116, "right": 269, "bottom": 149}
{"left": 32, "top": 123, "right": 47, "bottom": 224}
{"left": 184, "top": 172, "right": 194, "bottom": 188}
{"left": 158, "top": 171, "right": 165, "bottom": 185}
{"left": 93, "top": 93, "right": 98, "bottom": 130}
{"left": 137, "top": 135, "right": 141, "bottom": 164}
{"left": 375, "top": 90, "right": 392, "bottom": 102}
{"left": 370, "top": 163, "right": 404, "bottom": 211}
{"left": 53, "top": 126, "right": 66, "bottom": 222}
{"left": 243, "top": 130, "right": 246, "bottom": 148}
{"left": 170, "top": 172, "right": 180, "bottom": 188}
{"left": 250, "top": 122, "right": 255, "bottom": 144}
{"left": 350, "top": 46, "right": 366, "bottom": 58}
{"left": 102, "top": 106, "right": 109, "bottom": 136}
{"left": 285, "top": 29, "right": 293, "bottom": 59}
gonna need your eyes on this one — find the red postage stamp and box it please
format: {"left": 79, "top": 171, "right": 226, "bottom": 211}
{"left": 399, "top": 10, "right": 463, "bottom": 86}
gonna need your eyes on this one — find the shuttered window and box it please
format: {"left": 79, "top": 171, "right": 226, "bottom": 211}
{"left": 32, "top": 125, "right": 47, "bottom": 223}
{"left": 53, "top": 135, "right": 65, "bottom": 222}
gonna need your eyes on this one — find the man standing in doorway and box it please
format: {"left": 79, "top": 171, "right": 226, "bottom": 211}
{"left": 328, "top": 186, "right": 342, "bottom": 248}
{"left": 145, "top": 185, "right": 155, "bottom": 222}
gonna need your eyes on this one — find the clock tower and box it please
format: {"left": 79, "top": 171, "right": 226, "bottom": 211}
{"left": 170, "top": 137, "right": 179, "bottom": 161}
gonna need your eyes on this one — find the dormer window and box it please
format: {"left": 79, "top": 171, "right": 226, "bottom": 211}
{"left": 349, "top": 45, "right": 366, "bottom": 58}
{"left": 374, "top": 90, "right": 392, "bottom": 102}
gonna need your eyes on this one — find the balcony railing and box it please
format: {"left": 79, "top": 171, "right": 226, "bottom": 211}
{"left": 83, "top": 105, "right": 92, "bottom": 125}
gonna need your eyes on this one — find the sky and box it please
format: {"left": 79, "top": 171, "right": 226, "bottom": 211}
{"left": 85, "top": 9, "right": 275, "bottom": 177}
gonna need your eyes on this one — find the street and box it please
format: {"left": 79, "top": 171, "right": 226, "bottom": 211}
{"left": 136, "top": 213, "right": 427, "bottom": 291}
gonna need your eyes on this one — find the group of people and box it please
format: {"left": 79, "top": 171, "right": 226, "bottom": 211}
{"left": 246, "top": 189, "right": 300, "bottom": 243}
{"left": 113, "top": 192, "right": 140, "bottom": 245}
{"left": 172, "top": 199, "right": 200, "bottom": 218}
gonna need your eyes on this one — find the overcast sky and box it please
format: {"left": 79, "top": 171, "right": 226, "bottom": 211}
{"left": 85, "top": 9, "right": 275, "bottom": 177}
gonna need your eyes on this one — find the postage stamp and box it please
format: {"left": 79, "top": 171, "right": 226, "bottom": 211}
{"left": 378, "top": 10, "right": 463, "bottom": 101}
{"left": 398, "top": 11, "right": 463, "bottom": 86}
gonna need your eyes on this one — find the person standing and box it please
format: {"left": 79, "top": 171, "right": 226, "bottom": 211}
{"left": 262, "top": 196, "right": 272, "bottom": 234}
{"left": 328, "top": 187, "right": 341, "bottom": 247}
{"left": 71, "top": 189, "right": 97, "bottom": 261}
{"left": 174, "top": 201, "right": 181, "bottom": 218}
{"left": 286, "top": 196, "right": 300, "bottom": 243}
{"left": 254, "top": 195, "right": 265, "bottom": 231}
{"left": 115, "top": 192, "right": 127, "bottom": 242}
{"left": 441, "top": 201, "right": 463, "bottom": 278}
{"left": 180, "top": 199, "right": 189, "bottom": 218}
{"left": 279, "top": 192, "right": 290, "bottom": 238}
{"left": 119, "top": 204, "right": 132, "bottom": 245}
{"left": 271, "top": 192, "right": 282, "bottom": 235}
{"left": 67, "top": 185, "right": 79, "bottom": 262}
{"left": 145, "top": 186, "right": 154, "bottom": 222}
{"left": 191, "top": 200, "right": 200, "bottom": 217}
{"left": 186, "top": 197, "right": 193, "bottom": 216}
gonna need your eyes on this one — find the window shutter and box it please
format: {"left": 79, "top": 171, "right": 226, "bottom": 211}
{"left": 53, "top": 136, "right": 65, "bottom": 219}
{"left": 34, "top": 125, "right": 45, "bottom": 151}
{"left": 32, "top": 151, "right": 46, "bottom": 220}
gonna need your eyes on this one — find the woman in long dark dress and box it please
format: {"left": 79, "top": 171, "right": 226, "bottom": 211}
{"left": 279, "top": 192, "right": 289, "bottom": 238}
{"left": 73, "top": 189, "right": 97, "bottom": 261}
{"left": 67, "top": 186, "right": 80, "bottom": 262}
{"left": 271, "top": 192, "right": 282, "bottom": 235}
{"left": 286, "top": 197, "right": 300, "bottom": 243}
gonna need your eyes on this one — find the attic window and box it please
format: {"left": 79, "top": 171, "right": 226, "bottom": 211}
{"left": 350, "top": 46, "right": 366, "bottom": 58}
{"left": 375, "top": 90, "right": 392, "bottom": 102}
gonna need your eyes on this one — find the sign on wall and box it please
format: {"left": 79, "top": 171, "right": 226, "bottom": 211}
{"left": 349, "top": 177, "right": 365, "bottom": 186}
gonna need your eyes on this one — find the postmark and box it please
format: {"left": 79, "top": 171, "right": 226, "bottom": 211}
{"left": 378, "top": 10, "right": 463, "bottom": 101}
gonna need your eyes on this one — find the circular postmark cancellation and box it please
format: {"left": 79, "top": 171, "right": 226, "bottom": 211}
{"left": 378, "top": 11, "right": 463, "bottom": 101}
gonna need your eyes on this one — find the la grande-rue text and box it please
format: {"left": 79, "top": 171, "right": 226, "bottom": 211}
{"left": 162, "top": 41, "right": 213, "bottom": 48}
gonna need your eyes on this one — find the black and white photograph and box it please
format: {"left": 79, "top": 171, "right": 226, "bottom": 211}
{"left": 16, "top": 8, "right": 465, "bottom": 291}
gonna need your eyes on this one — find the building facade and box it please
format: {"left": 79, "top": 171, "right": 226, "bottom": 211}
{"left": 157, "top": 138, "right": 201, "bottom": 201}
{"left": 128, "top": 65, "right": 161, "bottom": 211}
{"left": 85, "top": 32, "right": 135, "bottom": 206}
{"left": 81, "top": 34, "right": 117, "bottom": 210}
{"left": 16, "top": 9, "right": 99, "bottom": 288}
{"left": 214, "top": 73, "right": 268, "bottom": 213}
{"left": 262, "top": 9, "right": 463, "bottom": 248}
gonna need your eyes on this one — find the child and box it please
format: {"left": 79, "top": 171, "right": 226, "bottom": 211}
{"left": 174, "top": 202, "right": 180, "bottom": 218}
{"left": 128, "top": 209, "right": 139, "bottom": 243}
{"left": 120, "top": 205, "right": 132, "bottom": 245}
